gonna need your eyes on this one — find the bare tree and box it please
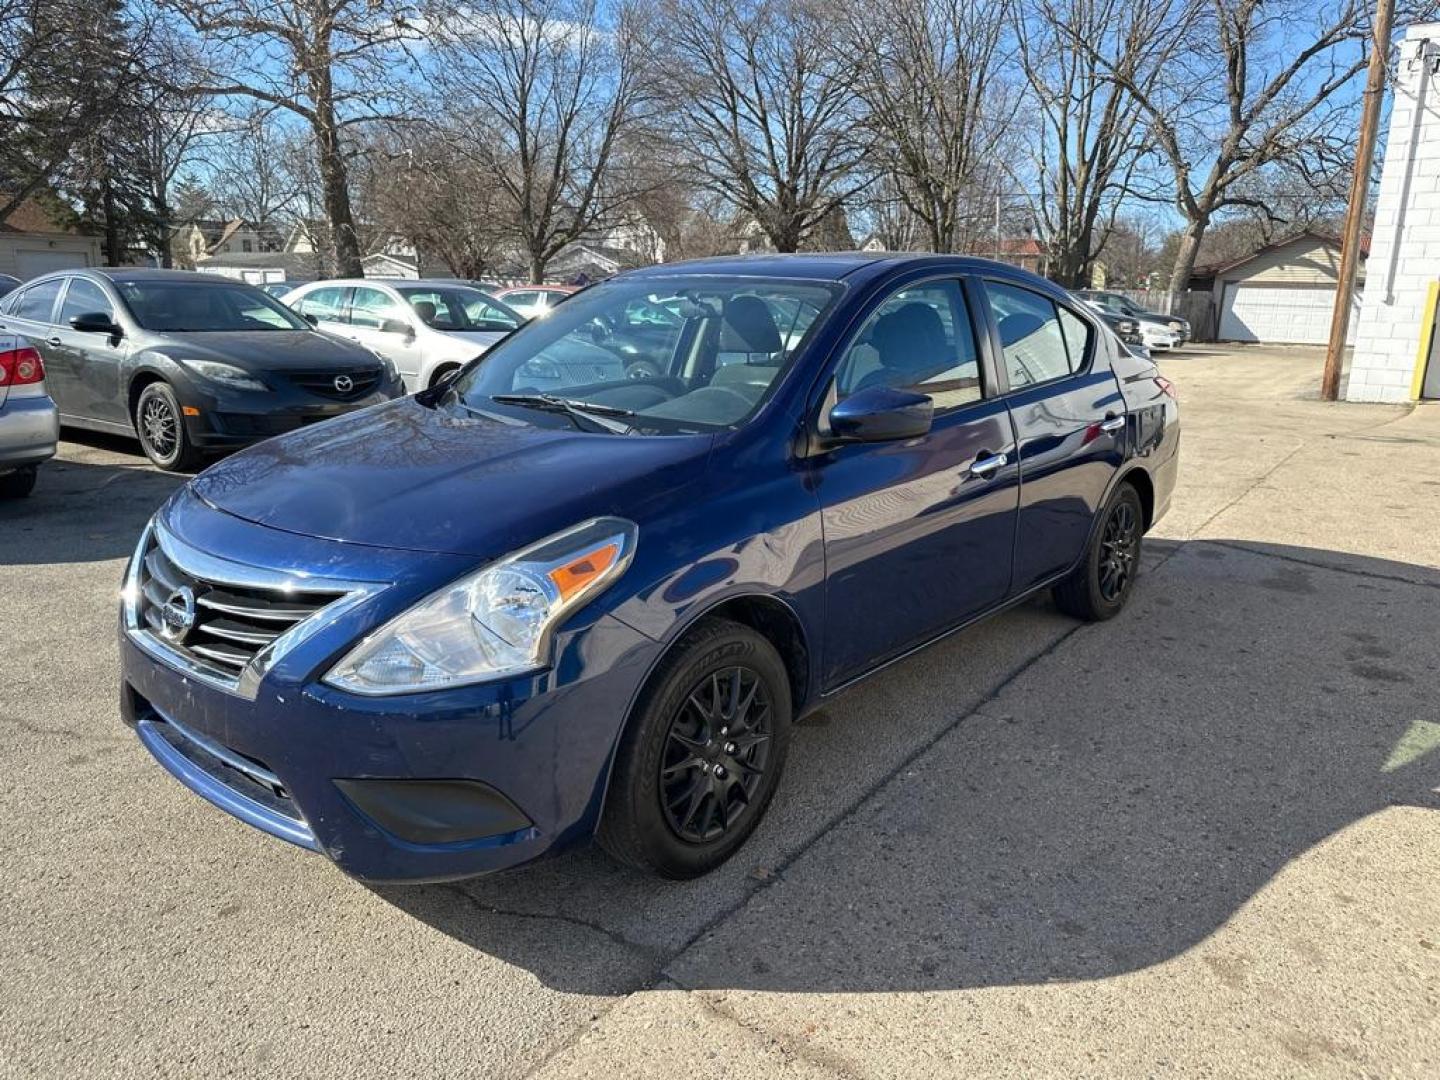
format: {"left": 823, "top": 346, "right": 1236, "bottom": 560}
{"left": 355, "top": 128, "right": 516, "bottom": 279}
{"left": 424, "top": 0, "right": 658, "bottom": 282}
{"left": 660, "top": 0, "right": 869, "bottom": 253}
{"left": 206, "top": 112, "right": 311, "bottom": 229}
{"left": 1018, "top": 0, "right": 1194, "bottom": 287}
{"left": 843, "top": 0, "right": 1017, "bottom": 254}
{"left": 1091, "top": 0, "right": 1374, "bottom": 299}
{"left": 163, "top": 0, "right": 418, "bottom": 276}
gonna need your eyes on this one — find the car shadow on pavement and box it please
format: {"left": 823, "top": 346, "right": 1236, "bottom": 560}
{"left": 0, "top": 452, "right": 182, "bottom": 565}
{"left": 377, "top": 537, "right": 1440, "bottom": 995}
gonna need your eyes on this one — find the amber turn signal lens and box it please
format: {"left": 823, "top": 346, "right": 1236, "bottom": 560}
{"left": 547, "top": 542, "right": 620, "bottom": 602}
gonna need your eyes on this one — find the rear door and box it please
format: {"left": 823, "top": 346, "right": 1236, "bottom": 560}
{"left": 979, "top": 278, "right": 1127, "bottom": 591}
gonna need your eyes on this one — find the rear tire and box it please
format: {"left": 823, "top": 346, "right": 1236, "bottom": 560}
{"left": 0, "top": 465, "right": 37, "bottom": 499}
{"left": 134, "top": 382, "right": 203, "bottom": 472}
{"left": 598, "top": 617, "right": 792, "bottom": 879}
{"left": 1053, "top": 482, "right": 1144, "bottom": 621}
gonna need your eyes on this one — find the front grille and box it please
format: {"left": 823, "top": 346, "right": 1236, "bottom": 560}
{"left": 282, "top": 367, "right": 383, "bottom": 401}
{"left": 135, "top": 532, "right": 346, "bottom": 687}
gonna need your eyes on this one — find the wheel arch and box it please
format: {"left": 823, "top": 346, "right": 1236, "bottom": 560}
{"left": 126, "top": 367, "right": 171, "bottom": 427}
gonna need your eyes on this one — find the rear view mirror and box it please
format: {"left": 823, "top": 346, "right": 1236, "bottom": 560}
{"left": 70, "top": 311, "right": 119, "bottom": 335}
{"left": 828, "top": 385, "right": 934, "bottom": 443}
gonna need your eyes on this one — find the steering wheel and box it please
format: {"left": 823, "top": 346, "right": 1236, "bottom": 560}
{"left": 625, "top": 360, "right": 664, "bottom": 380}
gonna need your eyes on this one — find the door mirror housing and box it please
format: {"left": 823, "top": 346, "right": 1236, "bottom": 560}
{"left": 69, "top": 311, "right": 120, "bottom": 335}
{"left": 381, "top": 317, "right": 414, "bottom": 339}
{"left": 302, "top": 312, "right": 318, "bottom": 326}
{"left": 828, "top": 385, "right": 934, "bottom": 443}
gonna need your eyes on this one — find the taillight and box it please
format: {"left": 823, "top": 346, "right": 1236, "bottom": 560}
{"left": 1154, "top": 375, "right": 1177, "bottom": 400}
{"left": 0, "top": 346, "right": 44, "bottom": 387}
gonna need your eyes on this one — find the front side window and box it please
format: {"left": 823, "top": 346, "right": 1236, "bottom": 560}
{"left": 985, "top": 281, "right": 1073, "bottom": 389}
{"left": 453, "top": 276, "right": 841, "bottom": 434}
{"left": 14, "top": 279, "right": 63, "bottom": 323}
{"left": 116, "top": 281, "right": 310, "bottom": 332}
{"left": 835, "top": 279, "right": 982, "bottom": 412}
{"left": 59, "top": 278, "right": 115, "bottom": 324}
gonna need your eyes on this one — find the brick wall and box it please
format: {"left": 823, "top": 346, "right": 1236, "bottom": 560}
{"left": 1347, "top": 23, "right": 1440, "bottom": 402}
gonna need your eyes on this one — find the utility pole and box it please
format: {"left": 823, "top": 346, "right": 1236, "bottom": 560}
{"left": 1322, "top": 0, "right": 1394, "bottom": 400}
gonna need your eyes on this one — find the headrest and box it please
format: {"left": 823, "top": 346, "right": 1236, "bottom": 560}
{"left": 719, "top": 295, "right": 782, "bottom": 354}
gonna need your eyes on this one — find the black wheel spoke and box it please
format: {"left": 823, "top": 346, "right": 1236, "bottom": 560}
{"left": 660, "top": 664, "right": 773, "bottom": 845}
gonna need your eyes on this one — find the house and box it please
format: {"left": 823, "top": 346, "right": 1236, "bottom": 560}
{"left": 193, "top": 251, "right": 326, "bottom": 286}
{"left": 0, "top": 196, "right": 103, "bottom": 278}
{"left": 983, "top": 237, "right": 1048, "bottom": 276}
{"left": 171, "top": 218, "right": 283, "bottom": 269}
{"left": 1191, "top": 231, "right": 1367, "bottom": 346}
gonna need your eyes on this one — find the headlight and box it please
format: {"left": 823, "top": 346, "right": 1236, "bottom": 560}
{"left": 186, "top": 360, "right": 267, "bottom": 391}
{"left": 1168, "top": 321, "right": 1182, "bottom": 331}
{"left": 325, "top": 517, "right": 637, "bottom": 695}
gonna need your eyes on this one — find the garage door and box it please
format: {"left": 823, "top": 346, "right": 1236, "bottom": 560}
{"left": 14, "top": 249, "right": 89, "bottom": 279}
{"left": 1219, "top": 284, "right": 1359, "bottom": 345}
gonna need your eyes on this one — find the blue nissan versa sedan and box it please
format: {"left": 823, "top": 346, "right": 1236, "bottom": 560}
{"left": 120, "top": 254, "right": 1179, "bottom": 881}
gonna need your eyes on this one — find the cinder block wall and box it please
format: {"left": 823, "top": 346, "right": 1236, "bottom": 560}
{"left": 1348, "top": 23, "right": 1440, "bottom": 402}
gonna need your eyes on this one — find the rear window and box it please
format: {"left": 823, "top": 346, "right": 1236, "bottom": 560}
{"left": 13, "top": 279, "right": 63, "bottom": 323}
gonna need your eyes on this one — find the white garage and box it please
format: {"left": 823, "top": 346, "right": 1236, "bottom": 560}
{"left": 0, "top": 197, "right": 103, "bottom": 281}
{"left": 1202, "top": 232, "right": 1365, "bottom": 345}
{"left": 1219, "top": 282, "right": 1360, "bottom": 345}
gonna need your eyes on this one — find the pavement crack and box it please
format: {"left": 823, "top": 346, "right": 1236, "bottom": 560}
{"left": 682, "top": 985, "right": 870, "bottom": 1079}
{"left": 0, "top": 713, "right": 126, "bottom": 744}
{"left": 441, "top": 884, "right": 666, "bottom": 964}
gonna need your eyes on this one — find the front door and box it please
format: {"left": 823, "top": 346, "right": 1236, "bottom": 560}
{"left": 980, "top": 279, "right": 1127, "bottom": 590}
{"left": 347, "top": 286, "right": 420, "bottom": 386}
{"left": 812, "top": 277, "right": 1020, "bottom": 687}
{"left": 53, "top": 276, "right": 127, "bottom": 425}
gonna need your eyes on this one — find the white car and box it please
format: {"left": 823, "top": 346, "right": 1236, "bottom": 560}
{"left": 285, "top": 279, "right": 523, "bottom": 392}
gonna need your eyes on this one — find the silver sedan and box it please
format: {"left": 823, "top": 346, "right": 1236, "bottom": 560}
{"left": 0, "top": 331, "right": 59, "bottom": 497}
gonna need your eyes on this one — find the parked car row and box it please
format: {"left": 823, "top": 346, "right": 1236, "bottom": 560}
{"left": 0, "top": 268, "right": 591, "bottom": 478}
{"left": 1076, "top": 289, "right": 1190, "bottom": 351}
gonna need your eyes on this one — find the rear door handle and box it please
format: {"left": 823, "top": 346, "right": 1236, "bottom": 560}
{"left": 1099, "top": 414, "right": 1126, "bottom": 433}
{"left": 968, "top": 452, "right": 1008, "bottom": 479}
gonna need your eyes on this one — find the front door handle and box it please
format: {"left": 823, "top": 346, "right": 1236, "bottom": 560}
{"left": 968, "top": 452, "right": 1008, "bottom": 479}
{"left": 1099, "top": 414, "right": 1126, "bottom": 433}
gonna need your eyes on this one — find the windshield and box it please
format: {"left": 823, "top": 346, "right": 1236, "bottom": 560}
{"left": 398, "top": 286, "right": 521, "bottom": 333}
{"left": 452, "top": 276, "right": 841, "bottom": 434}
{"left": 117, "top": 280, "right": 311, "bottom": 332}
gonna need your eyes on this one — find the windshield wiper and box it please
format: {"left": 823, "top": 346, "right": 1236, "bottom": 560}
{"left": 488, "top": 393, "right": 636, "bottom": 435}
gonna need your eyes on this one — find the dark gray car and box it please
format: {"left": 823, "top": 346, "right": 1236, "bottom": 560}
{"left": 0, "top": 269, "right": 404, "bottom": 470}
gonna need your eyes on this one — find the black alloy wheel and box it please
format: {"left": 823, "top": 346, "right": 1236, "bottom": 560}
{"left": 660, "top": 666, "right": 773, "bottom": 844}
{"left": 1097, "top": 497, "right": 1140, "bottom": 602}
{"left": 597, "top": 617, "right": 792, "bottom": 878}
{"left": 1052, "top": 481, "right": 1145, "bottom": 621}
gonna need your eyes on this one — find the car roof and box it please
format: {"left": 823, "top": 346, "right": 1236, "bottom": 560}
{"left": 72, "top": 268, "right": 250, "bottom": 285}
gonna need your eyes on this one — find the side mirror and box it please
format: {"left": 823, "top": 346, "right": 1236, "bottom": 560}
{"left": 381, "top": 317, "right": 415, "bottom": 339}
{"left": 70, "top": 311, "right": 120, "bottom": 335}
{"left": 828, "top": 385, "right": 934, "bottom": 443}
{"left": 302, "top": 312, "right": 318, "bottom": 326}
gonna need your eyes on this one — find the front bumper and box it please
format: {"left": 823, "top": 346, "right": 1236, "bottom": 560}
{"left": 175, "top": 374, "right": 403, "bottom": 450}
{"left": 0, "top": 392, "right": 59, "bottom": 470}
{"left": 119, "top": 498, "right": 658, "bottom": 882}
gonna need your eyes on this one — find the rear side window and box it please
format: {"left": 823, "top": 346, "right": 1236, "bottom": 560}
{"left": 296, "top": 286, "right": 349, "bottom": 322}
{"left": 1058, "top": 307, "right": 1093, "bottom": 370}
{"left": 14, "top": 279, "right": 63, "bottom": 323}
{"left": 59, "top": 278, "right": 115, "bottom": 324}
{"left": 835, "top": 279, "right": 982, "bottom": 413}
{"left": 985, "top": 281, "right": 1072, "bottom": 389}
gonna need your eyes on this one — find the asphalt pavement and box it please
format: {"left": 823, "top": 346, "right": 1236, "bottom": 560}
{"left": 2, "top": 346, "right": 1436, "bottom": 1078}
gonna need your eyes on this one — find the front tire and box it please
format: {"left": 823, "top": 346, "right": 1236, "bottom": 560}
{"left": 1053, "top": 482, "right": 1144, "bottom": 621}
{"left": 134, "top": 382, "right": 203, "bottom": 472}
{"left": 598, "top": 618, "right": 792, "bottom": 879}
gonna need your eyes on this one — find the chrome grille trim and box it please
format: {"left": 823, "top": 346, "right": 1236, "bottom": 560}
{"left": 122, "top": 520, "right": 386, "bottom": 700}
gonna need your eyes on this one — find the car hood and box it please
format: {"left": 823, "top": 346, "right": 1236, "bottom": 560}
{"left": 439, "top": 329, "right": 508, "bottom": 347}
{"left": 1136, "top": 312, "right": 1183, "bottom": 329}
{"left": 144, "top": 330, "right": 376, "bottom": 370}
{"left": 190, "top": 397, "right": 714, "bottom": 557}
